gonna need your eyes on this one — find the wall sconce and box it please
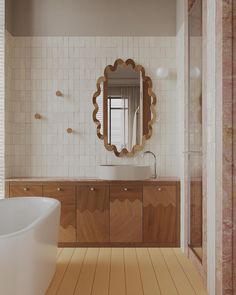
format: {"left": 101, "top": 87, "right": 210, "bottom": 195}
{"left": 56, "top": 90, "right": 63, "bottom": 97}
{"left": 34, "top": 113, "right": 42, "bottom": 120}
{"left": 156, "top": 67, "right": 169, "bottom": 79}
{"left": 67, "top": 128, "right": 73, "bottom": 134}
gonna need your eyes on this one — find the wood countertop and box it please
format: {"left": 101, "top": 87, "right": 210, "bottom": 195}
{"left": 6, "top": 177, "right": 180, "bottom": 185}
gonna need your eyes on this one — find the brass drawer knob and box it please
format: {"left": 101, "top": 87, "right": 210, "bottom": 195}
{"left": 23, "top": 187, "right": 29, "bottom": 191}
{"left": 57, "top": 188, "right": 62, "bottom": 191}
{"left": 90, "top": 187, "right": 95, "bottom": 191}
{"left": 157, "top": 187, "right": 162, "bottom": 191}
{"left": 123, "top": 188, "right": 128, "bottom": 191}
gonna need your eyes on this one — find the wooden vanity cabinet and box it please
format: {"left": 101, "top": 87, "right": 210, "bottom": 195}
{"left": 77, "top": 185, "right": 110, "bottom": 243}
{"left": 110, "top": 185, "right": 143, "bottom": 243}
{"left": 43, "top": 184, "right": 76, "bottom": 245}
{"left": 7, "top": 179, "right": 180, "bottom": 247}
{"left": 143, "top": 184, "right": 180, "bottom": 246}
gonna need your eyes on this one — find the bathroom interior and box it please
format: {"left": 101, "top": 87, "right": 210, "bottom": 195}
{"left": 0, "top": 0, "right": 235, "bottom": 294}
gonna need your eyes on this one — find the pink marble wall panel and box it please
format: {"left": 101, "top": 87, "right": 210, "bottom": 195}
{"left": 233, "top": 0, "right": 236, "bottom": 293}
{"left": 215, "top": 0, "right": 234, "bottom": 294}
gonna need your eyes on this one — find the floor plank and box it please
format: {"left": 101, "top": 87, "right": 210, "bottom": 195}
{"left": 91, "top": 248, "right": 111, "bottom": 295}
{"left": 161, "top": 248, "right": 196, "bottom": 295}
{"left": 109, "top": 248, "right": 126, "bottom": 295}
{"left": 136, "top": 248, "right": 161, "bottom": 295}
{"left": 56, "top": 248, "right": 87, "bottom": 295}
{"left": 73, "top": 248, "right": 100, "bottom": 295}
{"left": 148, "top": 248, "right": 179, "bottom": 295}
{"left": 47, "top": 248, "right": 208, "bottom": 295}
{"left": 46, "top": 248, "right": 75, "bottom": 295}
{"left": 57, "top": 248, "right": 63, "bottom": 258}
{"left": 173, "top": 249, "right": 208, "bottom": 295}
{"left": 124, "top": 248, "right": 143, "bottom": 295}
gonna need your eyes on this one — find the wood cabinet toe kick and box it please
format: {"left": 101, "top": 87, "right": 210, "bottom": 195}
{"left": 6, "top": 179, "right": 180, "bottom": 247}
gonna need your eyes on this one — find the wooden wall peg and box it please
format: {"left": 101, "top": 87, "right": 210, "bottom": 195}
{"left": 56, "top": 90, "right": 63, "bottom": 97}
{"left": 34, "top": 113, "right": 42, "bottom": 120}
{"left": 67, "top": 128, "right": 73, "bottom": 134}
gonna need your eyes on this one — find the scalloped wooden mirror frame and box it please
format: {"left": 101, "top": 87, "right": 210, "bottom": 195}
{"left": 92, "top": 58, "right": 157, "bottom": 157}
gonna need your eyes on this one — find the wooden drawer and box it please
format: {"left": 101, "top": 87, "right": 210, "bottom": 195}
{"left": 43, "top": 184, "right": 75, "bottom": 202}
{"left": 110, "top": 185, "right": 143, "bottom": 200}
{"left": 43, "top": 184, "right": 76, "bottom": 244}
{"left": 10, "top": 184, "right": 43, "bottom": 197}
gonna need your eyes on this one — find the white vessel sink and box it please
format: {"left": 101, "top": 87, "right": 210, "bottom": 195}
{"left": 98, "top": 165, "right": 152, "bottom": 180}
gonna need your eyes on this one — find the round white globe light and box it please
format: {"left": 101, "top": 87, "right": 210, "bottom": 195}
{"left": 156, "top": 67, "right": 169, "bottom": 78}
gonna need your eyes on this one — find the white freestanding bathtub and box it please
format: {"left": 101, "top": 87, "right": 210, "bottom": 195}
{"left": 0, "top": 197, "right": 60, "bottom": 295}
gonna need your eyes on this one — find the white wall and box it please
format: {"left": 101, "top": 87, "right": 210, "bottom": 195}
{"left": 7, "top": 0, "right": 176, "bottom": 36}
{"left": 5, "top": 34, "right": 179, "bottom": 178}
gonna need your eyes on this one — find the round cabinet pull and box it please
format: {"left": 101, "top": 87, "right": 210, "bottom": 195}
{"left": 123, "top": 188, "right": 128, "bottom": 191}
{"left": 57, "top": 188, "right": 62, "bottom": 191}
{"left": 23, "top": 187, "right": 29, "bottom": 191}
{"left": 90, "top": 187, "right": 95, "bottom": 191}
{"left": 157, "top": 187, "right": 162, "bottom": 191}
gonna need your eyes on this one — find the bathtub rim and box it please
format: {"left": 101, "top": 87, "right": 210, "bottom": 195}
{"left": 0, "top": 197, "right": 60, "bottom": 240}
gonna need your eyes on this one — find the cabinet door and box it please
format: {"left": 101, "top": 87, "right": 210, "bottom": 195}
{"left": 10, "top": 184, "right": 43, "bottom": 197}
{"left": 110, "top": 185, "right": 142, "bottom": 243}
{"left": 77, "top": 185, "right": 109, "bottom": 243}
{"left": 143, "top": 185, "right": 179, "bottom": 245}
{"left": 43, "top": 184, "right": 76, "bottom": 243}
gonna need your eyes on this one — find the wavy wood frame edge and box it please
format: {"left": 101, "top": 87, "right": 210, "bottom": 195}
{"left": 92, "top": 58, "right": 157, "bottom": 157}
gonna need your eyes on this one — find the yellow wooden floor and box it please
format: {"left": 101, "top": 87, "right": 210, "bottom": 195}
{"left": 46, "top": 248, "right": 208, "bottom": 295}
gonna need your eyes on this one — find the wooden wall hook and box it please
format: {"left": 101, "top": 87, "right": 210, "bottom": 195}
{"left": 56, "top": 90, "right": 63, "bottom": 97}
{"left": 67, "top": 128, "right": 73, "bottom": 134}
{"left": 34, "top": 113, "right": 42, "bottom": 120}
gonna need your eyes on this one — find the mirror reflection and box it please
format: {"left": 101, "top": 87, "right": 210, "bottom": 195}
{"left": 106, "top": 65, "right": 144, "bottom": 150}
{"left": 93, "top": 59, "right": 156, "bottom": 157}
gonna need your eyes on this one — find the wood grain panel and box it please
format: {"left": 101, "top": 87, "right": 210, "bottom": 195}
{"left": 43, "top": 184, "right": 76, "bottom": 243}
{"left": 110, "top": 185, "right": 142, "bottom": 242}
{"left": 190, "top": 180, "right": 202, "bottom": 247}
{"left": 10, "top": 184, "right": 43, "bottom": 197}
{"left": 77, "top": 185, "right": 109, "bottom": 243}
{"left": 143, "top": 185, "right": 178, "bottom": 245}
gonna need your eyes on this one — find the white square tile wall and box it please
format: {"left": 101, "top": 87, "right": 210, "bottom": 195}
{"left": 5, "top": 33, "right": 180, "bottom": 178}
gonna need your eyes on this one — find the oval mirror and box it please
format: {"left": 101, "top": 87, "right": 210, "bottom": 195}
{"left": 93, "top": 58, "right": 157, "bottom": 157}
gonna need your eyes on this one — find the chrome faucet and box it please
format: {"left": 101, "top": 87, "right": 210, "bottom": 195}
{"left": 141, "top": 151, "right": 157, "bottom": 179}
